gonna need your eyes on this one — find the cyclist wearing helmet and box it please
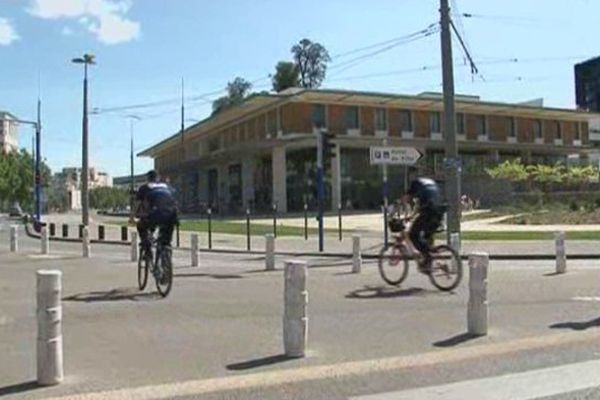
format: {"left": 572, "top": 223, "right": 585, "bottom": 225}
{"left": 402, "top": 177, "right": 446, "bottom": 272}
{"left": 134, "top": 170, "right": 178, "bottom": 251}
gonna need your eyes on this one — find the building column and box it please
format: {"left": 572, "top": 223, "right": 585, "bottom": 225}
{"left": 272, "top": 145, "right": 287, "bottom": 213}
{"left": 331, "top": 145, "right": 341, "bottom": 210}
{"left": 242, "top": 157, "right": 256, "bottom": 209}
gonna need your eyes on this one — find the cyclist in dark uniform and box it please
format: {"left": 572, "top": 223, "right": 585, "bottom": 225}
{"left": 134, "top": 170, "right": 178, "bottom": 251}
{"left": 402, "top": 177, "right": 446, "bottom": 272}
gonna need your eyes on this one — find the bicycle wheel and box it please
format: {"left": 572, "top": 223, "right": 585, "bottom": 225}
{"left": 155, "top": 246, "right": 173, "bottom": 297}
{"left": 137, "top": 246, "right": 150, "bottom": 291}
{"left": 428, "top": 244, "right": 462, "bottom": 291}
{"left": 378, "top": 242, "right": 410, "bottom": 286}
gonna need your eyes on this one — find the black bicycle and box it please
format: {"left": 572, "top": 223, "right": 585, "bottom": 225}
{"left": 138, "top": 235, "right": 173, "bottom": 297}
{"left": 378, "top": 216, "right": 462, "bottom": 291}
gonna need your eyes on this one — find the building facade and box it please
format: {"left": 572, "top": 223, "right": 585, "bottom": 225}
{"left": 53, "top": 167, "right": 113, "bottom": 210}
{"left": 139, "top": 88, "right": 596, "bottom": 214}
{"left": 575, "top": 56, "right": 600, "bottom": 112}
{"left": 0, "top": 111, "right": 19, "bottom": 154}
{"left": 113, "top": 173, "right": 146, "bottom": 189}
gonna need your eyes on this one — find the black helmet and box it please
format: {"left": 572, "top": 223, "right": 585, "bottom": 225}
{"left": 146, "top": 170, "right": 158, "bottom": 182}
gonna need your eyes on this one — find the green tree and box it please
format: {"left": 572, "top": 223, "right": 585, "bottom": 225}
{"left": 291, "top": 38, "right": 331, "bottom": 88}
{"left": 89, "top": 187, "right": 129, "bottom": 210}
{"left": 272, "top": 61, "right": 299, "bottom": 92}
{"left": 0, "top": 150, "right": 51, "bottom": 211}
{"left": 485, "top": 159, "right": 528, "bottom": 182}
{"left": 212, "top": 77, "right": 253, "bottom": 115}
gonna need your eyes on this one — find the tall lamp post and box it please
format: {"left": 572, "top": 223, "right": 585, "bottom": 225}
{"left": 126, "top": 115, "right": 141, "bottom": 217}
{"left": 72, "top": 53, "right": 95, "bottom": 227}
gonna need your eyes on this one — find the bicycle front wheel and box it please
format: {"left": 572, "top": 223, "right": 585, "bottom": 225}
{"left": 428, "top": 244, "right": 462, "bottom": 291}
{"left": 155, "top": 246, "right": 173, "bottom": 297}
{"left": 378, "top": 242, "right": 410, "bottom": 286}
{"left": 138, "top": 247, "right": 150, "bottom": 291}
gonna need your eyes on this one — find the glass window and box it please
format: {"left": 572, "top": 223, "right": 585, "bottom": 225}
{"left": 312, "top": 104, "right": 326, "bottom": 128}
{"left": 576, "top": 122, "right": 581, "bottom": 140}
{"left": 375, "top": 108, "right": 387, "bottom": 130}
{"left": 456, "top": 113, "right": 465, "bottom": 134}
{"left": 555, "top": 121, "right": 562, "bottom": 139}
{"left": 208, "top": 136, "right": 220, "bottom": 152}
{"left": 533, "top": 119, "right": 542, "bottom": 138}
{"left": 475, "top": 115, "right": 487, "bottom": 136}
{"left": 507, "top": 117, "right": 516, "bottom": 137}
{"left": 345, "top": 106, "right": 359, "bottom": 129}
{"left": 429, "top": 112, "right": 440, "bottom": 133}
{"left": 400, "top": 110, "right": 413, "bottom": 132}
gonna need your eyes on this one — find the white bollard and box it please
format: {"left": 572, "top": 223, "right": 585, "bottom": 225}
{"left": 468, "top": 252, "right": 489, "bottom": 336}
{"left": 283, "top": 260, "right": 308, "bottom": 357}
{"left": 82, "top": 226, "right": 90, "bottom": 258}
{"left": 41, "top": 226, "right": 50, "bottom": 255}
{"left": 130, "top": 231, "right": 138, "bottom": 262}
{"left": 36, "top": 270, "right": 63, "bottom": 385}
{"left": 555, "top": 231, "right": 566, "bottom": 274}
{"left": 265, "top": 234, "right": 275, "bottom": 271}
{"left": 191, "top": 233, "right": 199, "bottom": 267}
{"left": 352, "top": 235, "right": 362, "bottom": 273}
{"left": 10, "top": 225, "right": 18, "bottom": 252}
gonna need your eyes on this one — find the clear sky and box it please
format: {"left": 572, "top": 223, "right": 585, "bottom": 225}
{"left": 1, "top": 0, "right": 599, "bottom": 178}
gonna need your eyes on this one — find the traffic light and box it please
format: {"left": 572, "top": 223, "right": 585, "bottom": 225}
{"left": 321, "top": 129, "right": 336, "bottom": 160}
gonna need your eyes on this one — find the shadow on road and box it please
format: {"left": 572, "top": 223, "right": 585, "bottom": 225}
{"left": 346, "top": 285, "right": 431, "bottom": 299}
{"left": 226, "top": 354, "right": 295, "bottom": 371}
{"left": 0, "top": 381, "right": 41, "bottom": 396}
{"left": 433, "top": 332, "right": 483, "bottom": 347}
{"left": 63, "top": 287, "right": 161, "bottom": 302}
{"left": 549, "top": 317, "right": 600, "bottom": 331}
{"left": 543, "top": 271, "right": 565, "bottom": 277}
{"left": 174, "top": 273, "right": 243, "bottom": 279}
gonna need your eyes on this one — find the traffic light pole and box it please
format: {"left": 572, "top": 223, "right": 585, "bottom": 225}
{"left": 316, "top": 130, "right": 324, "bottom": 252}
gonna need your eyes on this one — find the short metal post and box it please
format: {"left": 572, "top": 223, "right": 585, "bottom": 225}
{"left": 303, "top": 203, "right": 308, "bottom": 241}
{"left": 352, "top": 234, "right": 362, "bottom": 273}
{"left": 246, "top": 208, "right": 251, "bottom": 251}
{"left": 98, "top": 225, "right": 105, "bottom": 241}
{"left": 121, "top": 226, "right": 128, "bottom": 241}
{"left": 62, "top": 224, "right": 68, "bottom": 238}
{"left": 49, "top": 223, "right": 56, "bottom": 237}
{"left": 41, "top": 226, "right": 49, "bottom": 255}
{"left": 555, "top": 231, "right": 566, "bottom": 274}
{"left": 36, "top": 269, "right": 63, "bottom": 385}
{"left": 82, "top": 226, "right": 90, "bottom": 258}
{"left": 468, "top": 252, "right": 488, "bottom": 336}
{"left": 130, "top": 231, "right": 138, "bottom": 262}
{"left": 10, "top": 225, "right": 18, "bottom": 252}
{"left": 191, "top": 233, "right": 199, "bottom": 267}
{"left": 338, "top": 204, "right": 342, "bottom": 241}
{"left": 265, "top": 234, "right": 275, "bottom": 271}
{"left": 283, "top": 260, "right": 308, "bottom": 357}
{"left": 272, "top": 204, "right": 277, "bottom": 238}
{"left": 208, "top": 208, "right": 212, "bottom": 250}
{"left": 383, "top": 204, "right": 388, "bottom": 248}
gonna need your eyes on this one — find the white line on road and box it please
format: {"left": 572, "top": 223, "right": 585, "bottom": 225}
{"left": 572, "top": 296, "right": 600, "bottom": 302}
{"left": 43, "top": 330, "right": 600, "bottom": 400}
{"left": 351, "top": 359, "right": 600, "bottom": 400}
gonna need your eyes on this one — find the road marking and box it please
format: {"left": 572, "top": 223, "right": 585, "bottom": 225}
{"left": 351, "top": 359, "right": 600, "bottom": 400}
{"left": 572, "top": 296, "right": 600, "bottom": 302}
{"left": 42, "top": 329, "right": 600, "bottom": 400}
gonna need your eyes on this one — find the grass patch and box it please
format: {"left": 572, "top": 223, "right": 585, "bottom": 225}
{"left": 108, "top": 219, "right": 337, "bottom": 237}
{"left": 443, "top": 231, "right": 600, "bottom": 241}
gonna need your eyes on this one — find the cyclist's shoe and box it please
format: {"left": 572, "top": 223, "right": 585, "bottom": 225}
{"left": 418, "top": 258, "right": 432, "bottom": 275}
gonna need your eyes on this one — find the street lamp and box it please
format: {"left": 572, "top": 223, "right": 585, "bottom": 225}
{"left": 125, "top": 114, "right": 141, "bottom": 217}
{"left": 72, "top": 53, "right": 95, "bottom": 226}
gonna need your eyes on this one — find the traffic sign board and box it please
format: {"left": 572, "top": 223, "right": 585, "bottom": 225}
{"left": 369, "top": 146, "right": 423, "bottom": 166}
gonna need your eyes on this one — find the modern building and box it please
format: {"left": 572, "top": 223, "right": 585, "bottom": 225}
{"left": 575, "top": 56, "right": 600, "bottom": 112}
{"left": 139, "top": 88, "right": 596, "bottom": 214}
{"left": 53, "top": 167, "right": 113, "bottom": 210}
{"left": 0, "top": 111, "right": 19, "bottom": 154}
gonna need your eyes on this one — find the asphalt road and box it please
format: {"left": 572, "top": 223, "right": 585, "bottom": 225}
{"left": 3, "top": 217, "right": 600, "bottom": 399}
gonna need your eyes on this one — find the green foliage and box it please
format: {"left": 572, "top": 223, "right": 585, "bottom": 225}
{"left": 89, "top": 187, "right": 129, "bottom": 210}
{"left": 0, "top": 149, "right": 51, "bottom": 211}
{"left": 291, "top": 38, "right": 331, "bottom": 89}
{"left": 485, "top": 158, "right": 528, "bottom": 182}
{"left": 211, "top": 77, "right": 253, "bottom": 115}
{"left": 272, "top": 61, "right": 299, "bottom": 92}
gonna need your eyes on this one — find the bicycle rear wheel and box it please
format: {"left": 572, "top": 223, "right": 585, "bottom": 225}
{"left": 428, "top": 244, "right": 462, "bottom": 291}
{"left": 138, "top": 247, "right": 150, "bottom": 291}
{"left": 155, "top": 246, "right": 173, "bottom": 297}
{"left": 378, "top": 242, "right": 410, "bottom": 286}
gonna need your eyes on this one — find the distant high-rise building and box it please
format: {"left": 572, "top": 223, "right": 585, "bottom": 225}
{"left": 575, "top": 56, "right": 600, "bottom": 112}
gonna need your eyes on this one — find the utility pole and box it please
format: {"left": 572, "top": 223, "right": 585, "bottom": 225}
{"left": 316, "top": 129, "right": 324, "bottom": 252}
{"left": 125, "top": 114, "right": 140, "bottom": 223}
{"left": 440, "top": 0, "right": 461, "bottom": 239}
{"left": 72, "top": 54, "right": 96, "bottom": 227}
{"left": 179, "top": 78, "right": 185, "bottom": 210}
{"left": 382, "top": 137, "right": 389, "bottom": 247}
{"left": 35, "top": 96, "right": 42, "bottom": 221}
